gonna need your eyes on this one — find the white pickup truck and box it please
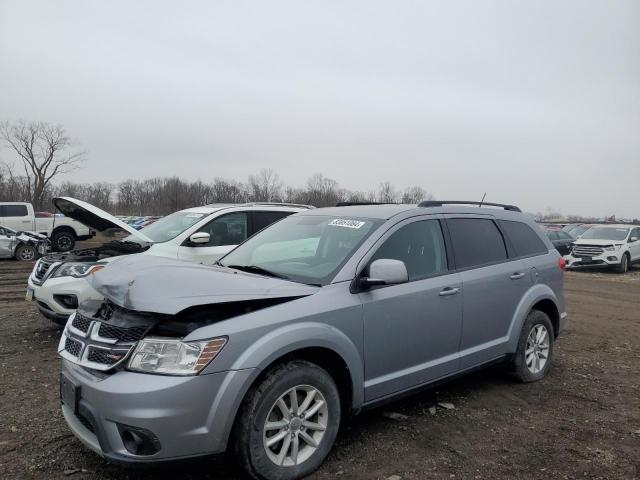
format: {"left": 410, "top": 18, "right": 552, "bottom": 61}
{"left": 0, "top": 202, "right": 95, "bottom": 251}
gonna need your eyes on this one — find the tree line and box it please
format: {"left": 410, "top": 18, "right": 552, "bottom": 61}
{"left": 0, "top": 168, "right": 434, "bottom": 215}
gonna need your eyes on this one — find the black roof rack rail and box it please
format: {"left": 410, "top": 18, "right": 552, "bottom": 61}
{"left": 418, "top": 200, "right": 522, "bottom": 212}
{"left": 335, "top": 202, "right": 398, "bottom": 207}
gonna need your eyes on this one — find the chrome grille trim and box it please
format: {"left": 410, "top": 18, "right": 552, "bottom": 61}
{"left": 572, "top": 245, "right": 605, "bottom": 257}
{"left": 58, "top": 312, "right": 148, "bottom": 372}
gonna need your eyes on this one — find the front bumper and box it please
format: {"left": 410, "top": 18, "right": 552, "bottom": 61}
{"left": 60, "top": 360, "right": 258, "bottom": 463}
{"left": 28, "top": 275, "right": 102, "bottom": 320}
{"left": 565, "top": 253, "right": 622, "bottom": 269}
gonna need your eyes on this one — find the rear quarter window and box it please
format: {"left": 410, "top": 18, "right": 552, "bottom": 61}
{"left": 499, "top": 220, "right": 548, "bottom": 257}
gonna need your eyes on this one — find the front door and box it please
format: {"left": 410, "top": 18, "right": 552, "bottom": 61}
{"left": 361, "top": 218, "right": 463, "bottom": 401}
{"left": 178, "top": 212, "right": 249, "bottom": 264}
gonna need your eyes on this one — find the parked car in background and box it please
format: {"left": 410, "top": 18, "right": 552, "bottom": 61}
{"left": 0, "top": 225, "right": 50, "bottom": 261}
{"left": 28, "top": 198, "right": 312, "bottom": 324}
{"left": 545, "top": 228, "right": 574, "bottom": 256}
{"left": 0, "top": 202, "right": 95, "bottom": 251}
{"left": 566, "top": 224, "right": 640, "bottom": 273}
{"left": 564, "top": 223, "right": 594, "bottom": 239}
{"left": 58, "top": 200, "right": 565, "bottom": 480}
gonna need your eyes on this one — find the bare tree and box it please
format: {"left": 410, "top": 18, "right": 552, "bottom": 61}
{"left": 377, "top": 181, "right": 398, "bottom": 203}
{"left": 401, "top": 186, "right": 433, "bottom": 204}
{"left": 0, "top": 121, "right": 85, "bottom": 209}
{"left": 247, "top": 168, "right": 283, "bottom": 202}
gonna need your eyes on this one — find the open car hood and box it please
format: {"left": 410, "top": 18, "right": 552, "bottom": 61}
{"left": 53, "top": 197, "right": 153, "bottom": 243}
{"left": 89, "top": 255, "right": 320, "bottom": 315}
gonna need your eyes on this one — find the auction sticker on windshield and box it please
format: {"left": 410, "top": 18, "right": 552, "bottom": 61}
{"left": 329, "top": 219, "right": 365, "bottom": 229}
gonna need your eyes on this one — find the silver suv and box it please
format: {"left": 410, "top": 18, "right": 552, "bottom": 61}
{"left": 58, "top": 201, "right": 566, "bottom": 480}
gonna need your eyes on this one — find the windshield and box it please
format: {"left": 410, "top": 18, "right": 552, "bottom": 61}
{"left": 568, "top": 225, "right": 590, "bottom": 237}
{"left": 124, "top": 211, "right": 208, "bottom": 243}
{"left": 219, "top": 215, "right": 383, "bottom": 285}
{"left": 581, "top": 227, "right": 630, "bottom": 241}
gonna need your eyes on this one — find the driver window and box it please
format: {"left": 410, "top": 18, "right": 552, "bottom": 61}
{"left": 370, "top": 220, "right": 448, "bottom": 281}
{"left": 197, "top": 213, "right": 248, "bottom": 247}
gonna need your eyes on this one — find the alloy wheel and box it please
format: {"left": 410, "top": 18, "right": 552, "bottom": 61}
{"left": 525, "top": 324, "right": 550, "bottom": 374}
{"left": 263, "top": 385, "right": 328, "bottom": 467}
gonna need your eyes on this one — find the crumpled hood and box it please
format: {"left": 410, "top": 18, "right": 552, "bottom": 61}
{"left": 89, "top": 255, "right": 320, "bottom": 315}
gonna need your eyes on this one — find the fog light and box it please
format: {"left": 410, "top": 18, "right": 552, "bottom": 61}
{"left": 606, "top": 256, "right": 617, "bottom": 262}
{"left": 54, "top": 294, "right": 78, "bottom": 309}
{"left": 117, "top": 424, "right": 161, "bottom": 455}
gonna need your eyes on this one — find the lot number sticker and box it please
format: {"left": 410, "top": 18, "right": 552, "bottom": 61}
{"left": 328, "top": 219, "right": 365, "bottom": 229}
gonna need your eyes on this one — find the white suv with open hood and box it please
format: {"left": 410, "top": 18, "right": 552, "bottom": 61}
{"left": 566, "top": 224, "right": 640, "bottom": 273}
{"left": 27, "top": 197, "right": 312, "bottom": 324}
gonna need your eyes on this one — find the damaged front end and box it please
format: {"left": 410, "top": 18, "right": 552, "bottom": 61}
{"left": 59, "top": 296, "right": 306, "bottom": 374}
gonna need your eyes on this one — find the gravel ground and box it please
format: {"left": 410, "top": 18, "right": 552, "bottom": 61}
{"left": 1, "top": 260, "right": 639, "bottom": 480}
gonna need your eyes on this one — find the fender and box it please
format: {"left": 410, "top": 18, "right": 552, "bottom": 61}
{"left": 228, "top": 321, "right": 365, "bottom": 409}
{"left": 506, "top": 282, "right": 559, "bottom": 352}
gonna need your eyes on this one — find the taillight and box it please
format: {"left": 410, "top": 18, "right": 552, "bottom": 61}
{"left": 558, "top": 257, "right": 566, "bottom": 271}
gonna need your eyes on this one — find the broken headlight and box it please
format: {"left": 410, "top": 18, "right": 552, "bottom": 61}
{"left": 51, "top": 262, "right": 105, "bottom": 278}
{"left": 127, "top": 337, "right": 227, "bottom": 375}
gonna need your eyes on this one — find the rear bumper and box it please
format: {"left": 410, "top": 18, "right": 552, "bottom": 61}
{"left": 60, "top": 360, "right": 258, "bottom": 463}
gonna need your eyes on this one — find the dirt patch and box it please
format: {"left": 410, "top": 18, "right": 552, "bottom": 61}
{"left": 0, "top": 261, "right": 638, "bottom": 480}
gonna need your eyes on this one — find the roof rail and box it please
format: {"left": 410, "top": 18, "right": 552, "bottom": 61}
{"left": 244, "top": 202, "right": 314, "bottom": 209}
{"left": 418, "top": 200, "right": 522, "bottom": 212}
{"left": 335, "top": 202, "right": 398, "bottom": 207}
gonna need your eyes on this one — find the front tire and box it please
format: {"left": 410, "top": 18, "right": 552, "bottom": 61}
{"left": 615, "top": 253, "right": 629, "bottom": 273}
{"left": 510, "top": 310, "right": 554, "bottom": 383}
{"left": 234, "top": 360, "right": 341, "bottom": 480}
{"left": 15, "top": 244, "right": 37, "bottom": 261}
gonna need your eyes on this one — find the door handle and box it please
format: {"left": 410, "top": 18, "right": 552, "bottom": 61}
{"left": 439, "top": 287, "right": 460, "bottom": 296}
{"left": 510, "top": 272, "right": 526, "bottom": 280}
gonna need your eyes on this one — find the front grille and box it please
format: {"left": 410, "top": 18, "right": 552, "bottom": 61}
{"left": 71, "top": 313, "right": 91, "bottom": 333}
{"left": 572, "top": 245, "right": 605, "bottom": 257}
{"left": 98, "top": 323, "right": 147, "bottom": 343}
{"left": 64, "top": 337, "right": 82, "bottom": 357}
{"left": 87, "top": 346, "right": 130, "bottom": 366}
{"left": 33, "top": 259, "right": 55, "bottom": 282}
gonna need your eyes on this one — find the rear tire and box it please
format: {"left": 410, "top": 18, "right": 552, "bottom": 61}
{"left": 510, "top": 310, "right": 554, "bottom": 383}
{"left": 615, "top": 253, "right": 629, "bottom": 273}
{"left": 15, "top": 244, "right": 37, "bottom": 262}
{"left": 51, "top": 229, "right": 75, "bottom": 252}
{"left": 234, "top": 360, "right": 341, "bottom": 480}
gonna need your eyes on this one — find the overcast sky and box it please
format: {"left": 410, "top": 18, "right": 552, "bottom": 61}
{"left": 1, "top": 1, "right": 639, "bottom": 217}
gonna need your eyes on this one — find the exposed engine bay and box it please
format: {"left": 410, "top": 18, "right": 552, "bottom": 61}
{"left": 40, "top": 239, "right": 148, "bottom": 263}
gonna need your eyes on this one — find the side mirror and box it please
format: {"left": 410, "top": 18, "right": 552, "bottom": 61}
{"left": 359, "top": 259, "right": 409, "bottom": 289}
{"left": 630, "top": 237, "right": 638, "bottom": 243}
{"left": 189, "top": 232, "right": 210, "bottom": 245}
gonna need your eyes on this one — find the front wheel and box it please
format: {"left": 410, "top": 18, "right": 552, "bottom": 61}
{"left": 234, "top": 360, "right": 341, "bottom": 480}
{"left": 15, "top": 244, "right": 37, "bottom": 261}
{"left": 510, "top": 310, "right": 554, "bottom": 382}
{"left": 615, "top": 253, "right": 629, "bottom": 273}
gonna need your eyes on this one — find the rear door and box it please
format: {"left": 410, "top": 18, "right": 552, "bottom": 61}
{"left": 0, "top": 204, "right": 32, "bottom": 231}
{"left": 361, "top": 217, "right": 463, "bottom": 401}
{"left": 249, "top": 210, "right": 293, "bottom": 236}
{"left": 445, "top": 216, "right": 532, "bottom": 369}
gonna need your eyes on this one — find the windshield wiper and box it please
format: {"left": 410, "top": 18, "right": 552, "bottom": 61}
{"left": 225, "top": 264, "right": 290, "bottom": 280}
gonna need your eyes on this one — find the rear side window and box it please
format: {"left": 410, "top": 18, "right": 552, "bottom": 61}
{"left": 447, "top": 218, "right": 507, "bottom": 269}
{"left": 499, "top": 220, "right": 548, "bottom": 257}
{"left": 1, "top": 205, "right": 28, "bottom": 217}
{"left": 252, "top": 211, "right": 291, "bottom": 235}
